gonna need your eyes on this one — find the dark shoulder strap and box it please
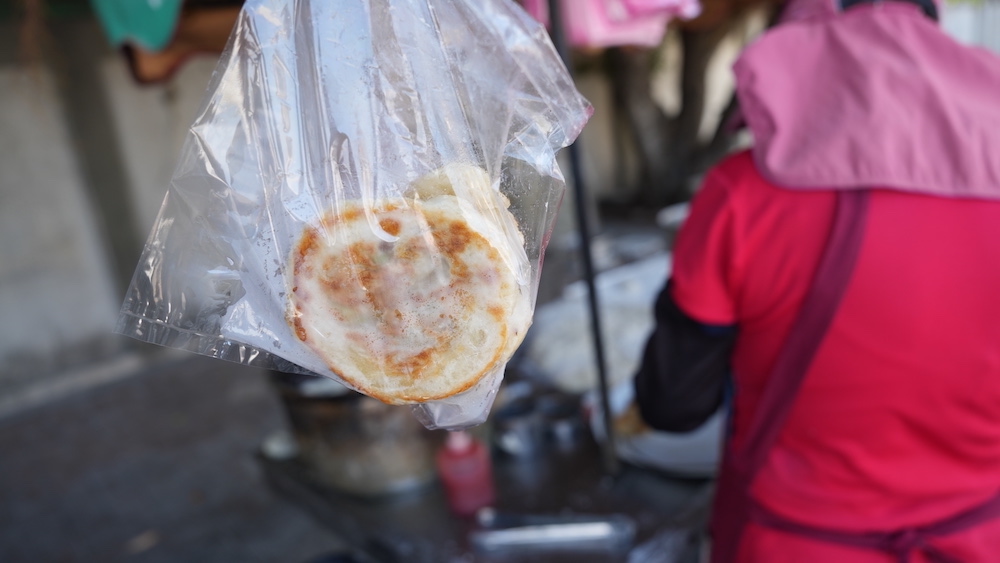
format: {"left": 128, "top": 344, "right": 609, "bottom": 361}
{"left": 738, "top": 189, "right": 871, "bottom": 474}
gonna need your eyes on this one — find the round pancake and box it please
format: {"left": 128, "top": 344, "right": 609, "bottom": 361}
{"left": 288, "top": 195, "right": 530, "bottom": 404}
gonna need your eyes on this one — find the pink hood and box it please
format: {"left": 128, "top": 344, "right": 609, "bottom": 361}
{"left": 734, "top": 1, "right": 1000, "bottom": 199}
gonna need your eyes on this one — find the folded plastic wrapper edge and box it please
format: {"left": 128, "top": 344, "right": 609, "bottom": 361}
{"left": 115, "top": 0, "right": 592, "bottom": 430}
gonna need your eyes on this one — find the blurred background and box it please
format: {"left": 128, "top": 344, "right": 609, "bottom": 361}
{"left": 1, "top": 0, "right": 998, "bottom": 561}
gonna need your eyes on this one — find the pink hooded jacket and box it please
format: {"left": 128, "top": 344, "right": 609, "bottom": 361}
{"left": 736, "top": 0, "right": 1000, "bottom": 200}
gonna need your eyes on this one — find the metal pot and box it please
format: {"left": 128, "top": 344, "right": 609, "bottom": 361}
{"left": 271, "top": 372, "right": 437, "bottom": 497}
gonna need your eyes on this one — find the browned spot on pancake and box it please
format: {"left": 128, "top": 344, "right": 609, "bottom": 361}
{"left": 395, "top": 238, "right": 424, "bottom": 261}
{"left": 388, "top": 348, "right": 435, "bottom": 380}
{"left": 315, "top": 259, "right": 352, "bottom": 303}
{"left": 293, "top": 317, "right": 308, "bottom": 342}
{"left": 321, "top": 255, "right": 338, "bottom": 273}
{"left": 487, "top": 305, "right": 504, "bottom": 322}
{"left": 294, "top": 227, "right": 320, "bottom": 272}
{"left": 380, "top": 217, "right": 401, "bottom": 236}
{"left": 339, "top": 206, "right": 365, "bottom": 223}
{"left": 356, "top": 269, "right": 374, "bottom": 292}
{"left": 348, "top": 241, "right": 377, "bottom": 268}
{"left": 320, "top": 275, "right": 344, "bottom": 294}
{"left": 450, "top": 260, "right": 470, "bottom": 282}
{"left": 432, "top": 220, "right": 474, "bottom": 256}
{"left": 455, "top": 288, "right": 472, "bottom": 305}
{"left": 346, "top": 242, "right": 378, "bottom": 306}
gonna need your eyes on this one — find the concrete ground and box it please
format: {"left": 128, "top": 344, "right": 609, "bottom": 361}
{"left": 0, "top": 353, "right": 347, "bottom": 563}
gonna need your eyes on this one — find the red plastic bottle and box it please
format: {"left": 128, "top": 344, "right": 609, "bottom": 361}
{"left": 436, "top": 430, "right": 496, "bottom": 517}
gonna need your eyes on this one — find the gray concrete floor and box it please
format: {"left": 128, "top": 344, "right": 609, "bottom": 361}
{"left": 0, "top": 354, "right": 347, "bottom": 563}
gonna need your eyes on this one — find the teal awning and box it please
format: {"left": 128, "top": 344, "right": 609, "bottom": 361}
{"left": 89, "top": 0, "right": 184, "bottom": 51}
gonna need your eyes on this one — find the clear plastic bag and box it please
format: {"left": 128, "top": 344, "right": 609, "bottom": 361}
{"left": 115, "top": 0, "right": 592, "bottom": 429}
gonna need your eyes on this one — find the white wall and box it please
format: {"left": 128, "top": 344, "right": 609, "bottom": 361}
{"left": 0, "top": 28, "right": 220, "bottom": 408}
{"left": 943, "top": 0, "right": 1000, "bottom": 53}
{"left": 101, "top": 57, "right": 219, "bottom": 232}
{"left": 0, "top": 66, "right": 120, "bottom": 389}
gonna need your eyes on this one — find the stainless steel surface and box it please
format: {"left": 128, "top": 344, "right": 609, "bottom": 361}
{"left": 470, "top": 511, "right": 636, "bottom": 554}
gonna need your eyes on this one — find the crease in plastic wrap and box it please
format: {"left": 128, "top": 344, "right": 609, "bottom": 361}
{"left": 115, "top": 0, "right": 593, "bottom": 429}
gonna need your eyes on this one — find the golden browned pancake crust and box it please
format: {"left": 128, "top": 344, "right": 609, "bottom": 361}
{"left": 288, "top": 195, "right": 529, "bottom": 404}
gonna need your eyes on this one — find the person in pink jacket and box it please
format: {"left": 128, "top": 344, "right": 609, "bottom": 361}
{"left": 633, "top": 0, "right": 1000, "bottom": 561}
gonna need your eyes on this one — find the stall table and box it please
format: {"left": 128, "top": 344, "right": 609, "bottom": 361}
{"left": 259, "top": 434, "right": 713, "bottom": 562}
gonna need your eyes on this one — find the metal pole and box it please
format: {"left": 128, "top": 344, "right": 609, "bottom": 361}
{"left": 545, "top": 0, "right": 619, "bottom": 476}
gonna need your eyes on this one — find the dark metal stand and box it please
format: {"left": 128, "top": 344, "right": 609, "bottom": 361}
{"left": 545, "top": 0, "right": 619, "bottom": 476}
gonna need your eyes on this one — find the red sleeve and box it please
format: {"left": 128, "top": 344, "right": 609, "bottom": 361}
{"left": 669, "top": 156, "right": 745, "bottom": 326}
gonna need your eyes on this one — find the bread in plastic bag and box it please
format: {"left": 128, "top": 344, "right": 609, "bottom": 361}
{"left": 115, "top": 0, "right": 592, "bottom": 430}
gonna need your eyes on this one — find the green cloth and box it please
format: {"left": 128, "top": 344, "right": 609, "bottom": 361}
{"left": 89, "top": 0, "right": 184, "bottom": 51}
